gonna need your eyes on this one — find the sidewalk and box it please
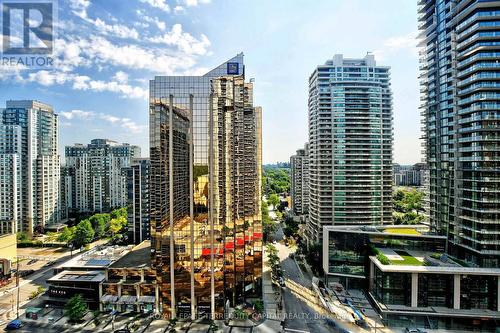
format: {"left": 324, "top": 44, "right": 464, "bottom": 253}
{"left": 253, "top": 244, "right": 283, "bottom": 333}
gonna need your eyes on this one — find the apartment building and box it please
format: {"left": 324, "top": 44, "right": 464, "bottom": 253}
{"left": 64, "top": 139, "right": 140, "bottom": 214}
{"left": 307, "top": 54, "right": 393, "bottom": 244}
{"left": 290, "top": 143, "right": 309, "bottom": 216}
{"left": 126, "top": 158, "right": 151, "bottom": 244}
{"left": 418, "top": 0, "right": 500, "bottom": 267}
{"left": 1, "top": 100, "right": 60, "bottom": 233}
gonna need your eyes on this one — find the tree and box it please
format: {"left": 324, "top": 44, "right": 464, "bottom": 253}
{"left": 111, "top": 207, "right": 127, "bottom": 219}
{"left": 263, "top": 167, "right": 291, "bottom": 195}
{"left": 73, "top": 220, "right": 95, "bottom": 248}
{"left": 283, "top": 215, "right": 299, "bottom": 237}
{"left": 65, "top": 294, "right": 87, "bottom": 322}
{"left": 17, "top": 232, "right": 29, "bottom": 242}
{"left": 108, "top": 216, "right": 127, "bottom": 235}
{"left": 268, "top": 193, "right": 280, "bottom": 209}
{"left": 57, "top": 226, "right": 76, "bottom": 243}
{"left": 89, "top": 213, "right": 110, "bottom": 238}
{"left": 262, "top": 201, "right": 276, "bottom": 241}
{"left": 393, "top": 188, "right": 425, "bottom": 225}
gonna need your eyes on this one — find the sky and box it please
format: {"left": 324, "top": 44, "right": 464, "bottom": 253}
{"left": 0, "top": 0, "right": 421, "bottom": 165}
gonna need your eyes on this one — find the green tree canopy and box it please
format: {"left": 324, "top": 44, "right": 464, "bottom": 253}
{"left": 57, "top": 226, "right": 76, "bottom": 243}
{"left": 268, "top": 193, "right": 280, "bottom": 208}
{"left": 73, "top": 220, "right": 95, "bottom": 248}
{"left": 65, "top": 294, "right": 87, "bottom": 322}
{"left": 17, "top": 232, "right": 29, "bottom": 242}
{"left": 263, "top": 167, "right": 290, "bottom": 195}
{"left": 111, "top": 207, "right": 127, "bottom": 219}
{"left": 393, "top": 188, "right": 425, "bottom": 225}
{"left": 109, "top": 216, "right": 127, "bottom": 235}
{"left": 89, "top": 213, "right": 110, "bottom": 238}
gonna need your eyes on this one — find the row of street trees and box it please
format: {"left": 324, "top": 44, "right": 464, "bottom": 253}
{"left": 53, "top": 207, "right": 128, "bottom": 248}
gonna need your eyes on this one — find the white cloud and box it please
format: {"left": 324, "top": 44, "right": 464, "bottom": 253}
{"left": 69, "top": 1, "right": 138, "bottom": 40}
{"left": 142, "top": 15, "right": 166, "bottom": 31}
{"left": 59, "top": 110, "right": 94, "bottom": 120}
{"left": 113, "top": 71, "right": 128, "bottom": 83}
{"left": 97, "top": 113, "right": 146, "bottom": 133}
{"left": 26, "top": 70, "right": 148, "bottom": 99}
{"left": 385, "top": 31, "right": 417, "bottom": 51}
{"left": 59, "top": 110, "right": 146, "bottom": 134}
{"left": 69, "top": 0, "right": 91, "bottom": 19}
{"left": 373, "top": 31, "right": 418, "bottom": 61}
{"left": 82, "top": 35, "right": 196, "bottom": 73}
{"left": 90, "top": 17, "right": 140, "bottom": 39}
{"left": 140, "top": 0, "right": 170, "bottom": 12}
{"left": 174, "top": 6, "right": 185, "bottom": 14}
{"left": 148, "top": 24, "right": 211, "bottom": 56}
{"left": 184, "top": 0, "right": 210, "bottom": 7}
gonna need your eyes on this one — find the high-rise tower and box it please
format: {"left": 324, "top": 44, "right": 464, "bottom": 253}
{"left": 419, "top": 0, "right": 500, "bottom": 267}
{"left": 1, "top": 100, "right": 60, "bottom": 233}
{"left": 307, "top": 54, "right": 393, "bottom": 244}
{"left": 149, "top": 54, "right": 262, "bottom": 319}
{"left": 290, "top": 143, "right": 309, "bottom": 217}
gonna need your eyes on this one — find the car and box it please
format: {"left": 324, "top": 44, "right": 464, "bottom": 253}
{"left": 19, "top": 269, "right": 34, "bottom": 278}
{"left": 27, "top": 259, "right": 37, "bottom": 265}
{"left": 44, "top": 261, "right": 56, "bottom": 268}
{"left": 279, "top": 277, "right": 286, "bottom": 287}
{"left": 404, "top": 328, "right": 427, "bottom": 333}
{"left": 6, "top": 319, "right": 23, "bottom": 330}
{"left": 272, "top": 240, "right": 277, "bottom": 244}
{"left": 114, "top": 329, "right": 130, "bottom": 333}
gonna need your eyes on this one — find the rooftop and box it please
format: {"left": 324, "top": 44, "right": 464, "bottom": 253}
{"left": 55, "top": 245, "right": 132, "bottom": 270}
{"left": 324, "top": 224, "right": 442, "bottom": 239}
{"left": 110, "top": 241, "right": 151, "bottom": 268}
{"left": 48, "top": 270, "right": 105, "bottom": 283}
{"left": 370, "top": 251, "right": 500, "bottom": 276}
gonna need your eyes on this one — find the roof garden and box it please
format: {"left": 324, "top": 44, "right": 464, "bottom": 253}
{"left": 382, "top": 228, "right": 421, "bottom": 236}
{"left": 373, "top": 247, "right": 472, "bottom": 268}
{"left": 375, "top": 248, "right": 425, "bottom": 266}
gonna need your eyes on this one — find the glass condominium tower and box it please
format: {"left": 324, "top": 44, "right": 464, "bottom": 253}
{"left": 306, "top": 54, "right": 393, "bottom": 245}
{"left": 149, "top": 54, "right": 263, "bottom": 319}
{"left": 419, "top": 0, "right": 500, "bottom": 267}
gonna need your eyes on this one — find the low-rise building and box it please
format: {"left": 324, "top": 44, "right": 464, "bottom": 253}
{"left": 0, "top": 233, "right": 16, "bottom": 278}
{"left": 46, "top": 270, "right": 105, "bottom": 310}
{"left": 99, "top": 241, "right": 158, "bottom": 314}
{"left": 323, "top": 225, "right": 500, "bottom": 331}
{"left": 53, "top": 244, "right": 132, "bottom": 274}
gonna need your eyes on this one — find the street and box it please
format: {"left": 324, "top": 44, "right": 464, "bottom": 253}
{"left": 269, "top": 223, "right": 358, "bottom": 333}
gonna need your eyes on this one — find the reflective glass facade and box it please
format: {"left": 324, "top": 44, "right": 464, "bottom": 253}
{"left": 419, "top": 0, "right": 500, "bottom": 267}
{"left": 324, "top": 226, "right": 446, "bottom": 281}
{"left": 149, "top": 54, "right": 262, "bottom": 319}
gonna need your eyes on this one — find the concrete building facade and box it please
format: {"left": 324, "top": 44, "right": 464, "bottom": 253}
{"left": 290, "top": 143, "right": 309, "bottom": 217}
{"left": 307, "top": 54, "right": 393, "bottom": 244}
{"left": 64, "top": 139, "right": 140, "bottom": 214}
{"left": 1, "top": 100, "right": 60, "bottom": 233}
